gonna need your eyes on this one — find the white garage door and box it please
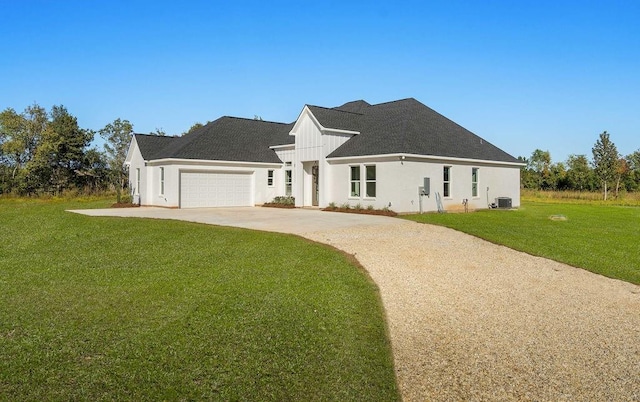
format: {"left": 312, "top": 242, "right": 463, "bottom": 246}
{"left": 180, "top": 171, "right": 252, "bottom": 208}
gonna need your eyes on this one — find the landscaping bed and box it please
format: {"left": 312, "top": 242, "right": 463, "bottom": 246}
{"left": 262, "top": 196, "right": 295, "bottom": 209}
{"left": 262, "top": 202, "right": 295, "bottom": 208}
{"left": 110, "top": 202, "right": 140, "bottom": 208}
{"left": 322, "top": 206, "right": 397, "bottom": 217}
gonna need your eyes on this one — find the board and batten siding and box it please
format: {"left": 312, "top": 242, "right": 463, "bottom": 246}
{"left": 290, "top": 108, "right": 357, "bottom": 207}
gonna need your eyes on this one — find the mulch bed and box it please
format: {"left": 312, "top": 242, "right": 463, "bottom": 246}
{"left": 322, "top": 207, "right": 397, "bottom": 217}
{"left": 262, "top": 203, "right": 296, "bottom": 209}
{"left": 110, "top": 203, "right": 140, "bottom": 208}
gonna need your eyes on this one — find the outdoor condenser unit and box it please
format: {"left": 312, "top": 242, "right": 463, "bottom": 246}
{"left": 496, "top": 197, "right": 512, "bottom": 209}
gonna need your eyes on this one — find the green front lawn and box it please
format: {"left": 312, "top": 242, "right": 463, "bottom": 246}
{"left": 0, "top": 198, "right": 399, "bottom": 401}
{"left": 403, "top": 201, "right": 640, "bottom": 285}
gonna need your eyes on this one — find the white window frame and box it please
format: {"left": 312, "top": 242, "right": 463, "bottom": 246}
{"left": 365, "top": 165, "right": 376, "bottom": 198}
{"left": 472, "top": 168, "right": 479, "bottom": 198}
{"left": 443, "top": 166, "right": 451, "bottom": 198}
{"left": 135, "top": 168, "right": 140, "bottom": 195}
{"left": 267, "top": 169, "right": 274, "bottom": 187}
{"left": 159, "top": 167, "right": 165, "bottom": 196}
{"left": 349, "top": 165, "right": 361, "bottom": 198}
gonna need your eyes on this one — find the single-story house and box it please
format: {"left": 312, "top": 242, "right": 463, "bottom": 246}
{"left": 124, "top": 98, "right": 523, "bottom": 213}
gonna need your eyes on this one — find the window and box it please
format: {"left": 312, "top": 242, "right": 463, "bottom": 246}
{"left": 472, "top": 168, "right": 479, "bottom": 197}
{"left": 443, "top": 166, "right": 451, "bottom": 197}
{"left": 159, "top": 167, "right": 165, "bottom": 195}
{"left": 350, "top": 166, "right": 360, "bottom": 197}
{"left": 135, "top": 168, "right": 140, "bottom": 195}
{"left": 267, "top": 170, "right": 274, "bottom": 186}
{"left": 285, "top": 169, "right": 292, "bottom": 196}
{"left": 365, "top": 165, "right": 376, "bottom": 198}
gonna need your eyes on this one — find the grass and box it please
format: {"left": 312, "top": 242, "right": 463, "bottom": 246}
{"left": 0, "top": 198, "right": 399, "bottom": 401}
{"left": 403, "top": 201, "right": 640, "bottom": 285}
{"left": 522, "top": 189, "right": 640, "bottom": 206}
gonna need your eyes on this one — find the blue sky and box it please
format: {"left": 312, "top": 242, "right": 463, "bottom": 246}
{"left": 1, "top": 0, "right": 638, "bottom": 163}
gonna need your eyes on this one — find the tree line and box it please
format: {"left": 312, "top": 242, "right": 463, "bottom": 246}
{"left": 520, "top": 131, "right": 640, "bottom": 199}
{"left": 0, "top": 103, "right": 209, "bottom": 200}
{"left": 0, "top": 103, "right": 133, "bottom": 201}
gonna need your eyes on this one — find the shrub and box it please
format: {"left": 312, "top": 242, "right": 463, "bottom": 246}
{"left": 354, "top": 203, "right": 363, "bottom": 211}
{"left": 366, "top": 204, "right": 375, "bottom": 210}
{"left": 340, "top": 202, "right": 351, "bottom": 210}
{"left": 272, "top": 196, "right": 295, "bottom": 205}
{"left": 120, "top": 193, "right": 133, "bottom": 204}
{"left": 328, "top": 202, "right": 337, "bottom": 210}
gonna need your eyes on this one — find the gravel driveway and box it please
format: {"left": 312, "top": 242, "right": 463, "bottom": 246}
{"left": 72, "top": 207, "right": 640, "bottom": 400}
{"left": 302, "top": 220, "right": 640, "bottom": 401}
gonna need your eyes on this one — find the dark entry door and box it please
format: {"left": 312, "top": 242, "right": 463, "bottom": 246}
{"left": 312, "top": 165, "right": 319, "bottom": 206}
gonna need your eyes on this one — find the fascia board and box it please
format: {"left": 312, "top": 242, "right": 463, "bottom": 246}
{"left": 320, "top": 127, "right": 360, "bottom": 135}
{"left": 327, "top": 153, "right": 526, "bottom": 167}
{"left": 146, "top": 158, "right": 283, "bottom": 168}
{"left": 124, "top": 136, "right": 139, "bottom": 166}
{"left": 269, "top": 144, "right": 295, "bottom": 150}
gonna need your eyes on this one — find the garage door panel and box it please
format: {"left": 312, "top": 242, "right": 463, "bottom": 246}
{"left": 180, "top": 172, "right": 252, "bottom": 208}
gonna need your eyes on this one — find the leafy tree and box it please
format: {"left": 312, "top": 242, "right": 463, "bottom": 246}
{"left": 100, "top": 118, "right": 133, "bottom": 203}
{"left": 0, "top": 104, "right": 48, "bottom": 192}
{"left": 566, "top": 154, "right": 595, "bottom": 191}
{"left": 591, "top": 131, "right": 620, "bottom": 200}
{"left": 526, "top": 149, "right": 552, "bottom": 189}
{"left": 518, "top": 156, "right": 537, "bottom": 189}
{"left": 76, "top": 148, "right": 109, "bottom": 192}
{"left": 625, "top": 150, "right": 640, "bottom": 191}
{"left": 182, "top": 121, "right": 210, "bottom": 136}
{"left": 22, "top": 103, "right": 48, "bottom": 163}
{"left": 29, "top": 105, "right": 93, "bottom": 194}
{"left": 0, "top": 108, "right": 25, "bottom": 178}
{"left": 614, "top": 157, "right": 630, "bottom": 197}
{"left": 549, "top": 162, "right": 567, "bottom": 190}
{"left": 152, "top": 127, "right": 166, "bottom": 136}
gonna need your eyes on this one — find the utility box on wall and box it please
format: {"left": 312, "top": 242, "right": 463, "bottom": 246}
{"left": 423, "top": 177, "right": 430, "bottom": 196}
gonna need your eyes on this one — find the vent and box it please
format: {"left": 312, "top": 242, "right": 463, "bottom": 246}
{"left": 496, "top": 197, "right": 512, "bottom": 208}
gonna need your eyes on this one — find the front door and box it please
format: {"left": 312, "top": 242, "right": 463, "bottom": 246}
{"left": 312, "top": 165, "right": 319, "bottom": 206}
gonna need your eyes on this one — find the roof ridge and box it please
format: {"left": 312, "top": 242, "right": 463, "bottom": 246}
{"left": 220, "top": 115, "right": 291, "bottom": 125}
{"left": 134, "top": 132, "right": 179, "bottom": 137}
{"left": 370, "top": 97, "right": 419, "bottom": 107}
{"left": 307, "top": 104, "right": 364, "bottom": 116}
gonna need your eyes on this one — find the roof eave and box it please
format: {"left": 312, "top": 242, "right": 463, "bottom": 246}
{"left": 327, "top": 152, "right": 525, "bottom": 167}
{"left": 269, "top": 143, "right": 295, "bottom": 150}
{"left": 146, "top": 158, "right": 283, "bottom": 167}
{"left": 321, "top": 128, "right": 360, "bottom": 135}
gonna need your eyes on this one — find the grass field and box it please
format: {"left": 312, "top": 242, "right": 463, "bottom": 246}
{"left": 522, "top": 189, "right": 640, "bottom": 206}
{"left": 404, "top": 201, "right": 640, "bottom": 285}
{"left": 0, "top": 198, "right": 399, "bottom": 401}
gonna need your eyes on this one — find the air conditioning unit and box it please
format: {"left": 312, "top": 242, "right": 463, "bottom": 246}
{"left": 496, "top": 197, "right": 512, "bottom": 209}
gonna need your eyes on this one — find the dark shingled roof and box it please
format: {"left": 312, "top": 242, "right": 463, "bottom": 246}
{"left": 134, "top": 117, "right": 294, "bottom": 163}
{"left": 334, "top": 100, "right": 371, "bottom": 113}
{"left": 306, "top": 105, "right": 363, "bottom": 132}
{"left": 134, "top": 134, "right": 180, "bottom": 160}
{"left": 325, "top": 98, "right": 520, "bottom": 163}
{"left": 133, "top": 98, "right": 519, "bottom": 165}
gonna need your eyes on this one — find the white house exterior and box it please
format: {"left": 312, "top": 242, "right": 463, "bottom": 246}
{"left": 125, "top": 98, "right": 523, "bottom": 213}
